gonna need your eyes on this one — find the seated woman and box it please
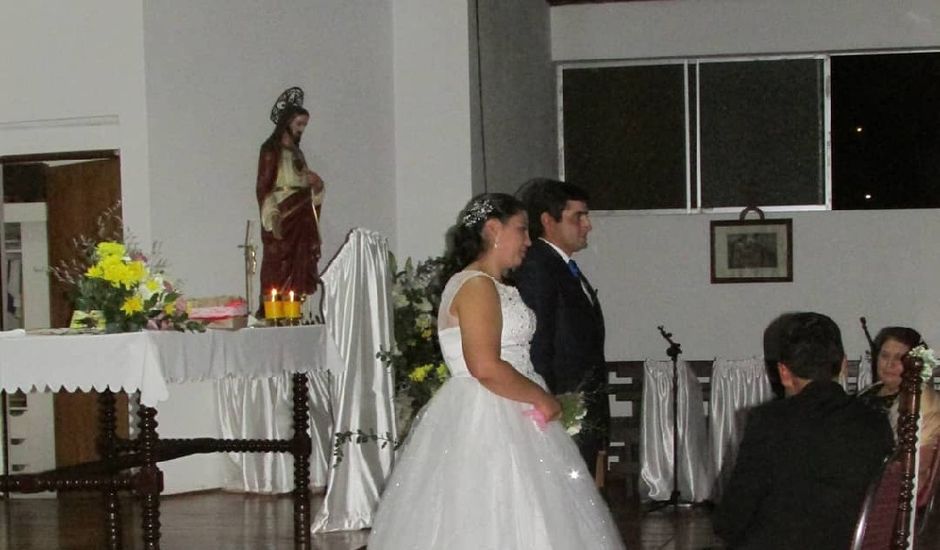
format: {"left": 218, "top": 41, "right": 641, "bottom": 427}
{"left": 858, "top": 326, "right": 923, "bottom": 428}
{"left": 858, "top": 326, "right": 940, "bottom": 508}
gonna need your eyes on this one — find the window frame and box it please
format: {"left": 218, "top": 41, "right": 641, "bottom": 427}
{"left": 558, "top": 53, "right": 838, "bottom": 215}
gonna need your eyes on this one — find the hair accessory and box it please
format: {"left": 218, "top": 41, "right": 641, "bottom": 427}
{"left": 270, "top": 87, "right": 305, "bottom": 124}
{"left": 461, "top": 199, "right": 495, "bottom": 228}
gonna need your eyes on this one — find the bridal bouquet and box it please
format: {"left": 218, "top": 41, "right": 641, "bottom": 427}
{"left": 524, "top": 391, "right": 588, "bottom": 436}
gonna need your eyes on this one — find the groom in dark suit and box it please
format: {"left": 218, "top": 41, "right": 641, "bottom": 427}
{"left": 514, "top": 178, "right": 609, "bottom": 476}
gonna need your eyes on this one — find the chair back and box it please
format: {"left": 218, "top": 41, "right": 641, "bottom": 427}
{"left": 917, "top": 436, "right": 940, "bottom": 534}
{"left": 851, "top": 353, "right": 925, "bottom": 550}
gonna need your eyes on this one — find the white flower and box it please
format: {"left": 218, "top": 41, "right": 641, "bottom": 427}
{"left": 566, "top": 422, "right": 582, "bottom": 436}
{"left": 393, "top": 291, "right": 409, "bottom": 309}
{"left": 415, "top": 298, "right": 433, "bottom": 313}
{"left": 137, "top": 273, "right": 164, "bottom": 302}
{"left": 415, "top": 313, "right": 433, "bottom": 330}
{"left": 909, "top": 345, "right": 937, "bottom": 382}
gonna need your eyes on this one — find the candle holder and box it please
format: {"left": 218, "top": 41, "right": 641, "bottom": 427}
{"left": 284, "top": 291, "right": 304, "bottom": 325}
{"left": 263, "top": 290, "right": 284, "bottom": 326}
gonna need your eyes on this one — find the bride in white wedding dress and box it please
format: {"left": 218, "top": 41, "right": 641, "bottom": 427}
{"left": 368, "top": 193, "right": 625, "bottom": 550}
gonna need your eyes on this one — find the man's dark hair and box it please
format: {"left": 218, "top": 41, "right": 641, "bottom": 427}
{"left": 775, "top": 312, "right": 845, "bottom": 382}
{"left": 515, "top": 178, "right": 590, "bottom": 239}
{"left": 763, "top": 312, "right": 798, "bottom": 398}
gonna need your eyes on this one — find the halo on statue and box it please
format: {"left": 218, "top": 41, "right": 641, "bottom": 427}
{"left": 270, "top": 86, "right": 305, "bottom": 124}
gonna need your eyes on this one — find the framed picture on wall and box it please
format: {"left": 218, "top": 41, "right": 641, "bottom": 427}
{"left": 710, "top": 218, "right": 793, "bottom": 283}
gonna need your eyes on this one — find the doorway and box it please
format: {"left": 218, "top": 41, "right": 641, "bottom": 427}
{"left": 0, "top": 150, "right": 128, "bottom": 481}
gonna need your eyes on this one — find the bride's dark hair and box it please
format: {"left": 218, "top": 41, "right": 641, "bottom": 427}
{"left": 441, "top": 193, "right": 525, "bottom": 282}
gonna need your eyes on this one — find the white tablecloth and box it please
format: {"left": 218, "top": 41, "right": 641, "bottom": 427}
{"left": 0, "top": 326, "right": 329, "bottom": 406}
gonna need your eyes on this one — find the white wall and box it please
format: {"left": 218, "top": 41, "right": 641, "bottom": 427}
{"left": 142, "top": 1, "right": 395, "bottom": 492}
{"left": 477, "top": 0, "right": 557, "bottom": 194}
{"left": 551, "top": 0, "right": 940, "bottom": 361}
{"left": 551, "top": 0, "right": 940, "bottom": 61}
{"left": 144, "top": 0, "right": 396, "bottom": 298}
{"left": 0, "top": 1, "right": 152, "bottom": 244}
{"left": 393, "top": 0, "right": 479, "bottom": 261}
{"left": 578, "top": 210, "right": 940, "bottom": 360}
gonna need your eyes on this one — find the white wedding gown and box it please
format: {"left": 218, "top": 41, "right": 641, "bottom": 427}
{"left": 368, "top": 271, "right": 625, "bottom": 550}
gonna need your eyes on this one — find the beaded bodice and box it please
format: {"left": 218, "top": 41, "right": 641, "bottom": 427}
{"left": 437, "top": 271, "right": 537, "bottom": 379}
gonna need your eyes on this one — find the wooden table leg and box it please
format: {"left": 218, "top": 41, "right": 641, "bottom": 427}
{"left": 97, "top": 390, "right": 122, "bottom": 549}
{"left": 291, "top": 372, "right": 312, "bottom": 547}
{"left": 136, "top": 405, "right": 163, "bottom": 550}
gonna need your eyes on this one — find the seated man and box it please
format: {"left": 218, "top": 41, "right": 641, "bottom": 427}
{"left": 713, "top": 312, "right": 893, "bottom": 550}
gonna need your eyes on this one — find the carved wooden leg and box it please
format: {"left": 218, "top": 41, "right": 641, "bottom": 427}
{"left": 137, "top": 405, "right": 163, "bottom": 550}
{"left": 97, "top": 390, "right": 122, "bottom": 549}
{"left": 291, "top": 372, "right": 312, "bottom": 547}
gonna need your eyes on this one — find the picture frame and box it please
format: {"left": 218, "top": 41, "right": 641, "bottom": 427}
{"left": 710, "top": 218, "right": 793, "bottom": 283}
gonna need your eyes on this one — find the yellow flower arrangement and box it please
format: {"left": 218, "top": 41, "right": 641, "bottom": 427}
{"left": 55, "top": 237, "right": 204, "bottom": 333}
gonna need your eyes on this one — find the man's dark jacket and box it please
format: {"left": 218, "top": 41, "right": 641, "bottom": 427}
{"left": 713, "top": 380, "right": 893, "bottom": 550}
{"left": 514, "top": 239, "right": 609, "bottom": 471}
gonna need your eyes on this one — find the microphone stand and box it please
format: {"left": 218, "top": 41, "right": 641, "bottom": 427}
{"left": 860, "top": 317, "right": 876, "bottom": 385}
{"left": 646, "top": 325, "right": 683, "bottom": 513}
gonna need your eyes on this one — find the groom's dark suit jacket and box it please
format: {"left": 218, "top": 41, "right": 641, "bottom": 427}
{"left": 713, "top": 380, "right": 893, "bottom": 550}
{"left": 514, "top": 239, "right": 609, "bottom": 469}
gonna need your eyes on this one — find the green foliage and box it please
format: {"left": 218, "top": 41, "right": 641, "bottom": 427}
{"left": 332, "top": 429, "right": 400, "bottom": 467}
{"left": 378, "top": 254, "right": 450, "bottom": 426}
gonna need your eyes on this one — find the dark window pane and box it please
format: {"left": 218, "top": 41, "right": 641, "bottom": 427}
{"left": 562, "top": 65, "right": 687, "bottom": 209}
{"left": 832, "top": 53, "right": 940, "bottom": 210}
{"left": 699, "top": 59, "right": 825, "bottom": 208}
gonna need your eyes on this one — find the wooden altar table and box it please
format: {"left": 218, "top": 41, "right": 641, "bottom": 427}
{"left": 0, "top": 325, "right": 328, "bottom": 549}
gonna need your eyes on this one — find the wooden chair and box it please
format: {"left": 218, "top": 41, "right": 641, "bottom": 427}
{"left": 916, "top": 436, "right": 940, "bottom": 535}
{"left": 851, "top": 354, "right": 925, "bottom": 550}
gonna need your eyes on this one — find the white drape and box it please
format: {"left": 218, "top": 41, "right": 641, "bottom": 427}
{"left": 708, "top": 358, "right": 774, "bottom": 502}
{"left": 217, "top": 368, "right": 338, "bottom": 492}
{"left": 639, "top": 359, "right": 712, "bottom": 502}
{"left": 311, "top": 228, "right": 397, "bottom": 532}
{"left": 856, "top": 353, "right": 873, "bottom": 394}
{"left": 216, "top": 228, "right": 396, "bottom": 533}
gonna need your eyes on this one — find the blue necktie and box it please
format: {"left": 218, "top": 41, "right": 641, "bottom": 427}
{"left": 567, "top": 259, "right": 581, "bottom": 278}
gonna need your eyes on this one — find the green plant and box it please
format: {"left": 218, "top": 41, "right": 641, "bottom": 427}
{"left": 378, "top": 254, "right": 450, "bottom": 429}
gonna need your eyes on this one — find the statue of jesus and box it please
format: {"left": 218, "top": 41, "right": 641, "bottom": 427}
{"left": 256, "top": 87, "right": 324, "bottom": 312}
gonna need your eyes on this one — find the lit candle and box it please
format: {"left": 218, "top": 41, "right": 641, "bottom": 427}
{"left": 285, "top": 290, "right": 302, "bottom": 320}
{"left": 263, "top": 288, "right": 283, "bottom": 320}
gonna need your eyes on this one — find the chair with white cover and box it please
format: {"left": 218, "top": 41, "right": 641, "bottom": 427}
{"left": 639, "top": 359, "right": 712, "bottom": 502}
{"left": 708, "top": 358, "right": 774, "bottom": 502}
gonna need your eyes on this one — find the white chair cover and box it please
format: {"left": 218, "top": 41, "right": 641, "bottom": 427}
{"left": 639, "top": 359, "right": 712, "bottom": 502}
{"left": 311, "top": 228, "right": 397, "bottom": 532}
{"left": 708, "top": 358, "right": 774, "bottom": 502}
{"left": 856, "top": 353, "right": 873, "bottom": 394}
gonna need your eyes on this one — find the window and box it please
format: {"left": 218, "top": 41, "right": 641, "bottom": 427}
{"left": 831, "top": 52, "right": 940, "bottom": 210}
{"left": 698, "top": 59, "right": 824, "bottom": 208}
{"left": 560, "top": 51, "right": 940, "bottom": 211}
{"left": 562, "top": 64, "right": 687, "bottom": 210}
